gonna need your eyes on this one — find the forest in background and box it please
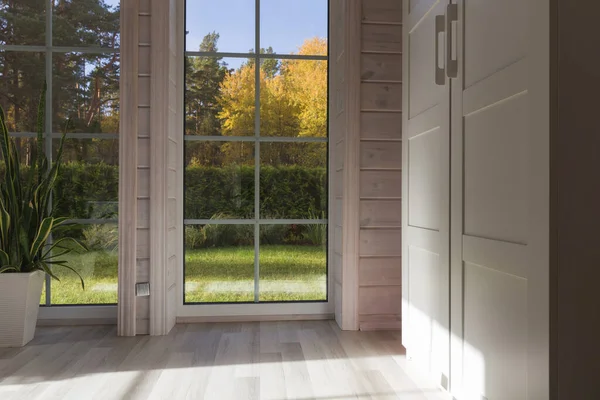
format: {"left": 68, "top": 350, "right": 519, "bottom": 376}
{"left": 1, "top": 0, "right": 327, "bottom": 168}
{"left": 1, "top": 0, "right": 328, "bottom": 226}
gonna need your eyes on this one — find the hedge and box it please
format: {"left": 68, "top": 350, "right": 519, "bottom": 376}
{"left": 1, "top": 163, "right": 328, "bottom": 221}
{"left": 185, "top": 165, "right": 327, "bottom": 219}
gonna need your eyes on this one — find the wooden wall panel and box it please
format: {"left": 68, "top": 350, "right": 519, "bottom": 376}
{"left": 360, "top": 141, "right": 402, "bottom": 169}
{"left": 330, "top": 0, "right": 361, "bottom": 331}
{"left": 360, "top": 200, "right": 402, "bottom": 227}
{"left": 360, "top": 112, "right": 402, "bottom": 140}
{"left": 359, "top": 286, "right": 402, "bottom": 315}
{"left": 330, "top": 0, "right": 346, "bottom": 329}
{"left": 118, "top": 0, "right": 139, "bottom": 337}
{"left": 134, "top": 2, "right": 152, "bottom": 335}
{"left": 358, "top": 0, "right": 403, "bottom": 331}
{"left": 362, "top": 0, "right": 403, "bottom": 24}
{"left": 361, "top": 53, "right": 403, "bottom": 82}
{"left": 360, "top": 229, "right": 402, "bottom": 257}
{"left": 360, "top": 171, "right": 402, "bottom": 198}
{"left": 359, "top": 257, "right": 402, "bottom": 286}
{"left": 361, "top": 83, "right": 402, "bottom": 111}
{"left": 361, "top": 24, "right": 402, "bottom": 53}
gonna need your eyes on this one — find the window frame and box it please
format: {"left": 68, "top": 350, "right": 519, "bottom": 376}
{"left": 0, "top": 0, "right": 120, "bottom": 307}
{"left": 182, "top": 0, "right": 331, "bottom": 306}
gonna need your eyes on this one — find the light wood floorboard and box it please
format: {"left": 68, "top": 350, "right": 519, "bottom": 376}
{"left": 0, "top": 321, "right": 449, "bottom": 400}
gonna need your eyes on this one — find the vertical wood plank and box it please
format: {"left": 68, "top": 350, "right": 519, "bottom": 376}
{"left": 118, "top": 0, "right": 139, "bottom": 337}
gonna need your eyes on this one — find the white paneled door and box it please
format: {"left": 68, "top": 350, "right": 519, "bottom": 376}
{"left": 404, "top": 0, "right": 530, "bottom": 398}
{"left": 402, "top": 0, "right": 451, "bottom": 389}
{"left": 450, "top": 0, "right": 529, "bottom": 399}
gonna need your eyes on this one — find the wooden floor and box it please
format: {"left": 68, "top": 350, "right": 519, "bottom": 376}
{"left": 0, "top": 321, "right": 449, "bottom": 400}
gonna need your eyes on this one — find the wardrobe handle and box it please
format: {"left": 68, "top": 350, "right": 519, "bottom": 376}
{"left": 435, "top": 14, "right": 446, "bottom": 85}
{"left": 446, "top": 3, "right": 458, "bottom": 78}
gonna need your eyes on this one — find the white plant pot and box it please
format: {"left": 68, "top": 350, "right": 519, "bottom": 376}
{"left": 0, "top": 270, "right": 45, "bottom": 347}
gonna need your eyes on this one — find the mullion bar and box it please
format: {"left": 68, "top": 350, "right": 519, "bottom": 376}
{"left": 44, "top": 0, "right": 53, "bottom": 307}
{"left": 50, "top": 133, "right": 120, "bottom": 139}
{"left": 10, "top": 132, "right": 120, "bottom": 140}
{"left": 253, "top": 0, "right": 261, "bottom": 303}
{"left": 6, "top": 132, "right": 37, "bottom": 138}
{"left": 67, "top": 219, "right": 119, "bottom": 225}
{"left": 0, "top": 45, "right": 119, "bottom": 54}
{"left": 184, "top": 219, "right": 328, "bottom": 225}
{"left": 184, "top": 51, "right": 326, "bottom": 61}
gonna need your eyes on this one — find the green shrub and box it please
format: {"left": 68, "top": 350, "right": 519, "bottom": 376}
{"left": 185, "top": 225, "right": 206, "bottom": 249}
{"left": 260, "top": 224, "right": 291, "bottom": 245}
{"left": 1, "top": 163, "right": 327, "bottom": 221}
{"left": 202, "top": 215, "right": 254, "bottom": 247}
{"left": 303, "top": 224, "right": 327, "bottom": 246}
{"left": 185, "top": 165, "right": 327, "bottom": 220}
{"left": 82, "top": 224, "right": 118, "bottom": 252}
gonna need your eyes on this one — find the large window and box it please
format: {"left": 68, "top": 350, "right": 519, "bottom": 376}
{"left": 0, "top": 0, "right": 120, "bottom": 305}
{"left": 184, "top": 0, "right": 329, "bottom": 303}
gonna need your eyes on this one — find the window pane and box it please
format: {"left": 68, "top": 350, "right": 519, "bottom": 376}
{"left": 260, "top": 143, "right": 327, "bottom": 219}
{"left": 0, "top": 1, "right": 46, "bottom": 46}
{"left": 185, "top": 224, "right": 255, "bottom": 303}
{"left": 0, "top": 51, "right": 46, "bottom": 133}
{"left": 51, "top": 223, "right": 118, "bottom": 305}
{"left": 259, "top": 58, "right": 327, "bottom": 138}
{"left": 40, "top": 281, "right": 46, "bottom": 305}
{"left": 259, "top": 224, "right": 327, "bottom": 301}
{"left": 53, "top": 138, "right": 119, "bottom": 220}
{"left": 0, "top": 137, "right": 40, "bottom": 166}
{"left": 185, "top": 0, "right": 254, "bottom": 53}
{"left": 185, "top": 141, "right": 254, "bottom": 220}
{"left": 53, "top": 53, "right": 120, "bottom": 134}
{"left": 261, "top": 0, "right": 328, "bottom": 55}
{"left": 185, "top": 56, "right": 254, "bottom": 137}
{"left": 52, "top": 1, "right": 120, "bottom": 48}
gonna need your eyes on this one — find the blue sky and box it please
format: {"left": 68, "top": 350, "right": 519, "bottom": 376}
{"left": 103, "top": 0, "right": 327, "bottom": 70}
{"left": 185, "top": 0, "right": 328, "bottom": 55}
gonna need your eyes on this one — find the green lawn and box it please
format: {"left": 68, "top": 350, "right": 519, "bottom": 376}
{"left": 185, "top": 245, "right": 326, "bottom": 303}
{"left": 45, "top": 245, "right": 326, "bottom": 304}
{"left": 48, "top": 250, "right": 119, "bottom": 304}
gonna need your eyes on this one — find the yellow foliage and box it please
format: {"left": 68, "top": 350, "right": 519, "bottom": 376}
{"left": 218, "top": 37, "right": 328, "bottom": 139}
{"left": 217, "top": 37, "right": 328, "bottom": 165}
{"left": 283, "top": 37, "right": 328, "bottom": 138}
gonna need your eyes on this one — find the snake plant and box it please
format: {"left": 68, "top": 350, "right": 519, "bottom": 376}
{"left": 0, "top": 84, "right": 86, "bottom": 289}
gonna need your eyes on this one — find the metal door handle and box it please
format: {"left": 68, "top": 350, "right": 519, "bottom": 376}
{"left": 435, "top": 14, "right": 446, "bottom": 85}
{"left": 446, "top": 3, "right": 458, "bottom": 78}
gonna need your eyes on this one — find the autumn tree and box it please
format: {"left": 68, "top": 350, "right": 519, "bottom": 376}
{"left": 283, "top": 37, "right": 328, "bottom": 139}
{"left": 217, "top": 37, "right": 328, "bottom": 167}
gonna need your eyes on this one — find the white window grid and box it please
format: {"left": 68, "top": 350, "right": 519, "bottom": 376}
{"left": 0, "top": 0, "right": 120, "bottom": 306}
{"left": 183, "top": 0, "right": 329, "bottom": 304}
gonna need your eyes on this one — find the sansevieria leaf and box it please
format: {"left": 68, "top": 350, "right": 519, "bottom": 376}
{"left": 30, "top": 217, "right": 54, "bottom": 258}
{"left": 0, "top": 85, "right": 87, "bottom": 290}
{"left": 0, "top": 250, "right": 10, "bottom": 268}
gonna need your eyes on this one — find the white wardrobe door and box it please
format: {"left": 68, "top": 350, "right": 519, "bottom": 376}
{"left": 450, "top": 0, "right": 529, "bottom": 399}
{"left": 402, "top": 0, "right": 451, "bottom": 388}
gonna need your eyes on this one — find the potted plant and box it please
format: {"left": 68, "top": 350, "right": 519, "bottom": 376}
{"left": 0, "top": 86, "right": 85, "bottom": 347}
